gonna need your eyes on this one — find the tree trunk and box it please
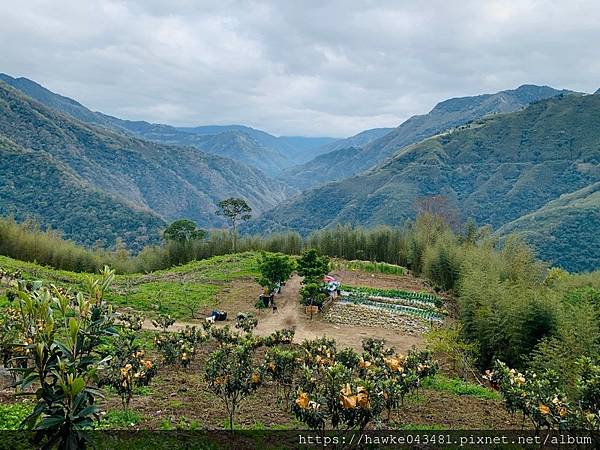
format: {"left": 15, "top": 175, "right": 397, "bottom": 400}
{"left": 229, "top": 404, "right": 235, "bottom": 432}
{"left": 232, "top": 221, "right": 237, "bottom": 253}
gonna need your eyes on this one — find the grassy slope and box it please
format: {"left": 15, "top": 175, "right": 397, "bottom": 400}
{"left": 0, "top": 252, "right": 262, "bottom": 318}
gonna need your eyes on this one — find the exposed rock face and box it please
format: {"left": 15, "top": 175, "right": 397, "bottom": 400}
{"left": 323, "top": 302, "right": 429, "bottom": 335}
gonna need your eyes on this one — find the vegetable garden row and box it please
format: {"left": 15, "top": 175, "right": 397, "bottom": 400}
{"left": 339, "top": 286, "right": 445, "bottom": 322}
{"left": 340, "top": 285, "right": 443, "bottom": 307}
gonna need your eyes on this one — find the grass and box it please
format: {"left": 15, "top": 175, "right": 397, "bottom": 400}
{"left": 96, "top": 410, "right": 143, "bottom": 429}
{"left": 0, "top": 254, "right": 90, "bottom": 286}
{"left": 339, "top": 259, "right": 407, "bottom": 275}
{"left": 108, "top": 281, "right": 219, "bottom": 319}
{"left": 159, "top": 252, "right": 261, "bottom": 280}
{"left": 423, "top": 375, "right": 501, "bottom": 400}
{"left": 0, "top": 401, "right": 32, "bottom": 430}
{"left": 1, "top": 252, "right": 263, "bottom": 319}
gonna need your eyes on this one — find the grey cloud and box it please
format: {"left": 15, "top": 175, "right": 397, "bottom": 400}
{"left": 1, "top": 0, "right": 599, "bottom": 136}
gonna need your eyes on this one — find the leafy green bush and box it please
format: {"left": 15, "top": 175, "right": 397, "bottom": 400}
{"left": 0, "top": 402, "right": 32, "bottom": 430}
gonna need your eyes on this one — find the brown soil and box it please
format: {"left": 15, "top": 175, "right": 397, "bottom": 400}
{"left": 144, "top": 275, "right": 424, "bottom": 353}
{"left": 89, "top": 353, "right": 524, "bottom": 430}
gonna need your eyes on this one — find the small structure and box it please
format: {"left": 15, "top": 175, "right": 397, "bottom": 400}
{"left": 209, "top": 309, "right": 227, "bottom": 321}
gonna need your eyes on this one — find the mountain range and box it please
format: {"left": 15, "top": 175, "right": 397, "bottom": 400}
{"left": 281, "top": 85, "right": 576, "bottom": 190}
{"left": 249, "top": 91, "right": 600, "bottom": 271}
{"left": 0, "top": 79, "right": 293, "bottom": 249}
{"left": 0, "top": 74, "right": 336, "bottom": 173}
{"left": 2, "top": 72, "right": 599, "bottom": 271}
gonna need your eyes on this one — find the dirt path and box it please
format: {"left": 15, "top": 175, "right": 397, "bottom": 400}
{"left": 143, "top": 274, "right": 423, "bottom": 353}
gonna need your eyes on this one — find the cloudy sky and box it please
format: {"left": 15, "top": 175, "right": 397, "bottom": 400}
{"left": 2, "top": 0, "right": 600, "bottom": 137}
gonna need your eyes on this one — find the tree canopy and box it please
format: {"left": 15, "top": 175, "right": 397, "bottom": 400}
{"left": 297, "top": 249, "right": 330, "bottom": 284}
{"left": 163, "top": 219, "right": 206, "bottom": 243}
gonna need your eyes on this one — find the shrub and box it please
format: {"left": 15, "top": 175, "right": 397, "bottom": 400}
{"left": 9, "top": 267, "right": 118, "bottom": 448}
{"left": 204, "top": 343, "right": 262, "bottom": 431}
{"left": 100, "top": 331, "right": 157, "bottom": 410}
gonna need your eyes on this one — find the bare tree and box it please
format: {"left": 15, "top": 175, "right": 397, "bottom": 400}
{"left": 413, "top": 195, "right": 461, "bottom": 230}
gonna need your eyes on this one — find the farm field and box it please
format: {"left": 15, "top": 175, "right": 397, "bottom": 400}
{"left": 0, "top": 252, "right": 521, "bottom": 434}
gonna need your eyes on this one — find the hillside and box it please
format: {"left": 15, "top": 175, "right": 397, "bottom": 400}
{"left": 188, "top": 131, "right": 289, "bottom": 174}
{"left": 284, "top": 85, "right": 575, "bottom": 189}
{"left": 497, "top": 182, "right": 600, "bottom": 272}
{"left": 179, "top": 125, "right": 336, "bottom": 165}
{"left": 0, "top": 80, "right": 293, "bottom": 247}
{"left": 0, "top": 135, "right": 165, "bottom": 250}
{"left": 281, "top": 127, "right": 393, "bottom": 189}
{"left": 0, "top": 74, "right": 335, "bottom": 169}
{"left": 249, "top": 92, "right": 600, "bottom": 271}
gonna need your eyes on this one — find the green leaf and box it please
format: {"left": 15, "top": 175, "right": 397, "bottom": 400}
{"left": 36, "top": 415, "right": 66, "bottom": 430}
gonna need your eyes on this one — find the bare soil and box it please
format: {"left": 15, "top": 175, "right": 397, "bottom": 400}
{"left": 144, "top": 274, "right": 424, "bottom": 353}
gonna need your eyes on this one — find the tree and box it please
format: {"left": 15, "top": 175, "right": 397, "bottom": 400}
{"left": 204, "top": 343, "right": 262, "bottom": 431}
{"left": 101, "top": 331, "right": 157, "bottom": 411}
{"left": 297, "top": 249, "right": 330, "bottom": 284}
{"left": 263, "top": 347, "right": 301, "bottom": 405}
{"left": 216, "top": 198, "right": 252, "bottom": 252}
{"left": 163, "top": 219, "right": 206, "bottom": 243}
{"left": 300, "top": 283, "right": 327, "bottom": 309}
{"left": 12, "top": 268, "right": 118, "bottom": 448}
{"left": 413, "top": 195, "right": 460, "bottom": 231}
{"left": 257, "top": 253, "right": 295, "bottom": 293}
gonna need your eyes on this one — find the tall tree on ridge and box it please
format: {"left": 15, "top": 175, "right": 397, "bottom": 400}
{"left": 217, "top": 198, "right": 252, "bottom": 252}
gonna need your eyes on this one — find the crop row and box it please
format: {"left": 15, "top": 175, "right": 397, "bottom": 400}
{"left": 339, "top": 296, "right": 444, "bottom": 322}
{"left": 340, "top": 291, "right": 439, "bottom": 311}
{"left": 341, "top": 285, "right": 442, "bottom": 307}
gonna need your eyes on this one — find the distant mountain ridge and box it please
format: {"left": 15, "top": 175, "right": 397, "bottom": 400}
{"left": 281, "top": 128, "right": 394, "bottom": 189}
{"left": 0, "top": 79, "right": 293, "bottom": 249}
{"left": 248, "top": 91, "right": 600, "bottom": 271}
{"left": 0, "top": 74, "right": 336, "bottom": 170}
{"left": 284, "top": 85, "right": 578, "bottom": 189}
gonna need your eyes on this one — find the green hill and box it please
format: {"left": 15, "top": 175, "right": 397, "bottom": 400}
{"left": 497, "top": 182, "right": 600, "bottom": 272}
{"left": 249, "top": 92, "right": 600, "bottom": 271}
{"left": 283, "top": 85, "right": 575, "bottom": 189}
{"left": 0, "top": 80, "right": 293, "bottom": 249}
{"left": 0, "top": 135, "right": 165, "bottom": 250}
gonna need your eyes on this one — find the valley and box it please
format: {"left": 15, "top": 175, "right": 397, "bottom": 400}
{"left": 3, "top": 1, "right": 600, "bottom": 446}
{"left": 2, "top": 72, "right": 599, "bottom": 272}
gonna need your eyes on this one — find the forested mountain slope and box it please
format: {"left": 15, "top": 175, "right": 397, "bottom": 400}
{"left": 0, "top": 81, "right": 292, "bottom": 247}
{"left": 281, "top": 127, "right": 393, "bottom": 189}
{"left": 249, "top": 92, "right": 600, "bottom": 272}
{"left": 285, "top": 85, "right": 575, "bottom": 189}
{"left": 497, "top": 182, "right": 600, "bottom": 272}
{"left": 0, "top": 135, "right": 165, "bottom": 250}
